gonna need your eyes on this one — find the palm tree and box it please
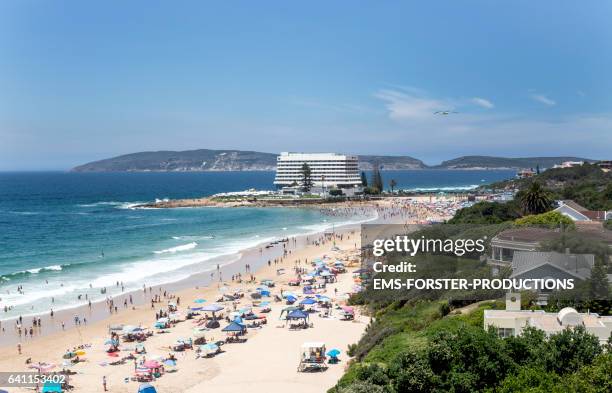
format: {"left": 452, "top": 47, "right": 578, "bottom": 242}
{"left": 520, "top": 182, "right": 552, "bottom": 215}
{"left": 389, "top": 179, "right": 397, "bottom": 194}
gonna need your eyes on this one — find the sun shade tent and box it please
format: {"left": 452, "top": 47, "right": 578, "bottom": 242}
{"left": 137, "top": 383, "right": 157, "bottom": 393}
{"left": 286, "top": 309, "right": 309, "bottom": 320}
{"left": 299, "top": 298, "right": 316, "bottom": 305}
{"left": 222, "top": 321, "right": 246, "bottom": 333}
{"left": 297, "top": 342, "right": 328, "bottom": 372}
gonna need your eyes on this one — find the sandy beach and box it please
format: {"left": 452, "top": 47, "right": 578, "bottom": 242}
{"left": 0, "top": 228, "right": 368, "bottom": 393}
{"left": 0, "top": 196, "right": 464, "bottom": 393}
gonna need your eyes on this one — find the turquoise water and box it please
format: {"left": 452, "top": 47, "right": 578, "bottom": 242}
{"left": 0, "top": 170, "right": 513, "bottom": 318}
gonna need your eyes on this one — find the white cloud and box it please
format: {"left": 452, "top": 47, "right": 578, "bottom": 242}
{"left": 471, "top": 97, "right": 494, "bottom": 109}
{"left": 374, "top": 89, "right": 453, "bottom": 120}
{"left": 530, "top": 93, "right": 556, "bottom": 106}
{"left": 371, "top": 86, "right": 609, "bottom": 159}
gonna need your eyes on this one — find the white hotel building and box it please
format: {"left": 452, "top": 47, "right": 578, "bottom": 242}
{"left": 273, "top": 152, "right": 362, "bottom": 192}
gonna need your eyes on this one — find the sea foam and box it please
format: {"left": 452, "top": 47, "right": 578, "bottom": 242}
{"left": 154, "top": 242, "right": 198, "bottom": 254}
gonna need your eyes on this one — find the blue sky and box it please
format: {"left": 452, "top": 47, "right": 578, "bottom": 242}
{"left": 1, "top": 1, "right": 611, "bottom": 170}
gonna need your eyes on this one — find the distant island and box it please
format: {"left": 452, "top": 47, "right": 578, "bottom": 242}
{"left": 71, "top": 150, "right": 594, "bottom": 172}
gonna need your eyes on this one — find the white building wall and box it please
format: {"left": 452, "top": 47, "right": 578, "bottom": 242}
{"left": 273, "top": 152, "right": 362, "bottom": 188}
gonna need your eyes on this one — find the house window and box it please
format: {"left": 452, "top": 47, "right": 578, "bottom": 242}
{"left": 497, "top": 327, "right": 515, "bottom": 338}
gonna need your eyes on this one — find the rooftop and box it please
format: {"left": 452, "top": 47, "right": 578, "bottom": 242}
{"left": 511, "top": 251, "right": 594, "bottom": 280}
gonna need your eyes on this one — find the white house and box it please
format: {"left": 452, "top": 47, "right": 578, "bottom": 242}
{"left": 484, "top": 293, "right": 612, "bottom": 344}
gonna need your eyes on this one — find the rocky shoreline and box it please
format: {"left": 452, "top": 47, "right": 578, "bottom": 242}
{"left": 133, "top": 196, "right": 338, "bottom": 209}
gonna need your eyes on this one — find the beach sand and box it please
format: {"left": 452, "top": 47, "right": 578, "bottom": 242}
{"left": 0, "top": 196, "right": 464, "bottom": 393}
{"left": 0, "top": 231, "right": 368, "bottom": 393}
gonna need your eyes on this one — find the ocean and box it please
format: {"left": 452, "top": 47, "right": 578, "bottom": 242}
{"left": 0, "top": 170, "right": 513, "bottom": 318}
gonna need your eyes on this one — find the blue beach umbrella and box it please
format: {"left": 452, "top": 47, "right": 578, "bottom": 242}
{"left": 194, "top": 298, "right": 206, "bottom": 304}
{"left": 327, "top": 349, "right": 341, "bottom": 357}
{"left": 300, "top": 298, "right": 316, "bottom": 305}
{"left": 163, "top": 359, "right": 177, "bottom": 367}
{"left": 137, "top": 383, "right": 157, "bottom": 393}
{"left": 41, "top": 383, "right": 62, "bottom": 393}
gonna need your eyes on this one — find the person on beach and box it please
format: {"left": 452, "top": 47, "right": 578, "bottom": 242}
{"left": 17, "top": 342, "right": 21, "bottom": 354}
{"left": 102, "top": 375, "right": 107, "bottom": 391}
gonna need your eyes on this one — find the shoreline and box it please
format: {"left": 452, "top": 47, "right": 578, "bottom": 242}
{"left": 1, "top": 227, "right": 368, "bottom": 393}
{"left": 0, "top": 212, "right": 376, "bottom": 348}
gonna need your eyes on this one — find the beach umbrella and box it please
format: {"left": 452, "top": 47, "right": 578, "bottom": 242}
{"left": 317, "top": 295, "right": 331, "bottom": 302}
{"left": 327, "top": 349, "right": 341, "bottom": 357}
{"left": 190, "top": 306, "right": 203, "bottom": 311}
{"left": 144, "top": 360, "right": 161, "bottom": 369}
{"left": 193, "top": 298, "right": 206, "bottom": 304}
{"left": 201, "top": 304, "right": 224, "bottom": 312}
{"left": 299, "top": 298, "right": 316, "bottom": 305}
{"left": 282, "top": 292, "right": 297, "bottom": 298}
{"left": 285, "top": 295, "right": 297, "bottom": 303}
{"left": 200, "top": 343, "right": 219, "bottom": 354}
{"left": 222, "top": 321, "right": 246, "bottom": 332}
{"left": 163, "top": 359, "right": 177, "bottom": 367}
{"left": 41, "top": 382, "right": 62, "bottom": 393}
{"left": 75, "top": 350, "right": 86, "bottom": 356}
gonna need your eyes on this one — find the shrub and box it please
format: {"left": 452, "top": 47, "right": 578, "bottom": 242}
{"left": 514, "top": 210, "right": 575, "bottom": 229}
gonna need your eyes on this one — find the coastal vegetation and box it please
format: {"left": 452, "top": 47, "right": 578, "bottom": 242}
{"left": 454, "top": 164, "right": 611, "bottom": 225}
{"left": 433, "top": 155, "right": 594, "bottom": 170}
{"left": 331, "top": 298, "right": 611, "bottom": 393}
{"left": 331, "top": 165, "right": 611, "bottom": 392}
{"left": 490, "top": 163, "right": 612, "bottom": 211}
{"left": 514, "top": 211, "right": 575, "bottom": 229}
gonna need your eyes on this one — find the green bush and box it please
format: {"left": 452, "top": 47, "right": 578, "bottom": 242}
{"left": 514, "top": 210, "right": 575, "bottom": 229}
